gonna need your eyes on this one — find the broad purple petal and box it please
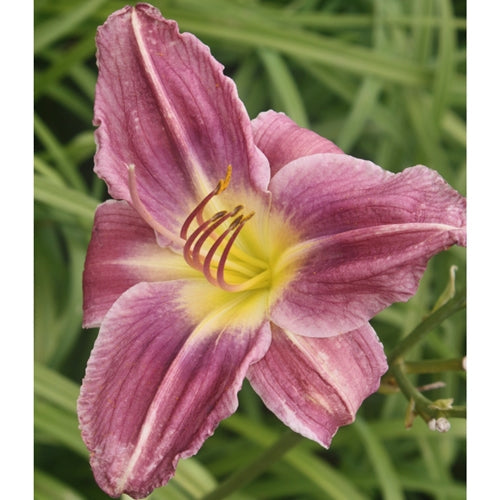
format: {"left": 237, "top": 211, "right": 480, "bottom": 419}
{"left": 272, "top": 223, "right": 464, "bottom": 337}
{"left": 269, "top": 155, "right": 466, "bottom": 336}
{"left": 78, "top": 281, "right": 271, "bottom": 498}
{"left": 247, "top": 323, "right": 387, "bottom": 447}
{"left": 94, "top": 4, "right": 269, "bottom": 247}
{"left": 270, "top": 154, "right": 466, "bottom": 239}
{"left": 82, "top": 200, "right": 194, "bottom": 328}
{"left": 251, "top": 110, "right": 343, "bottom": 176}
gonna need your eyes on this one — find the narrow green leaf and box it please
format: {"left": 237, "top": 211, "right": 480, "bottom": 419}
{"left": 34, "top": 398, "right": 87, "bottom": 457}
{"left": 396, "top": 474, "right": 465, "bottom": 498}
{"left": 259, "top": 49, "right": 309, "bottom": 128}
{"left": 442, "top": 110, "right": 466, "bottom": 147}
{"left": 353, "top": 418, "right": 404, "bottom": 500}
{"left": 34, "top": 468, "right": 86, "bottom": 500}
{"left": 35, "top": 35, "right": 97, "bottom": 100}
{"left": 223, "top": 415, "right": 367, "bottom": 500}
{"left": 432, "top": 0, "right": 455, "bottom": 126}
{"left": 417, "top": 437, "right": 449, "bottom": 500}
{"left": 69, "top": 64, "right": 98, "bottom": 101}
{"left": 65, "top": 131, "right": 98, "bottom": 165}
{"left": 34, "top": 156, "right": 65, "bottom": 185}
{"left": 336, "top": 77, "right": 383, "bottom": 152}
{"left": 34, "top": 174, "right": 98, "bottom": 224}
{"left": 412, "top": 0, "right": 435, "bottom": 63}
{"left": 171, "top": 11, "right": 431, "bottom": 87}
{"left": 173, "top": 459, "right": 218, "bottom": 497}
{"left": 403, "top": 90, "right": 450, "bottom": 177}
{"left": 34, "top": 113, "right": 86, "bottom": 191}
{"left": 34, "top": 0, "right": 110, "bottom": 53}
{"left": 35, "top": 363, "right": 80, "bottom": 412}
{"left": 44, "top": 83, "right": 94, "bottom": 124}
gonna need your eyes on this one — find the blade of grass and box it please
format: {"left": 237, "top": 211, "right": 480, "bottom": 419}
{"left": 35, "top": 398, "right": 87, "bottom": 457}
{"left": 201, "top": 430, "right": 303, "bottom": 500}
{"left": 35, "top": 35, "right": 97, "bottom": 100}
{"left": 412, "top": 0, "right": 435, "bottom": 63}
{"left": 417, "top": 437, "right": 449, "bottom": 500}
{"left": 69, "top": 64, "right": 98, "bottom": 101}
{"left": 259, "top": 49, "right": 309, "bottom": 127}
{"left": 335, "top": 77, "right": 383, "bottom": 152}
{"left": 432, "top": 0, "right": 455, "bottom": 126}
{"left": 44, "top": 84, "right": 94, "bottom": 124}
{"left": 34, "top": 0, "right": 110, "bottom": 54}
{"left": 403, "top": 90, "right": 450, "bottom": 176}
{"left": 34, "top": 468, "right": 86, "bottom": 500}
{"left": 223, "top": 414, "right": 367, "bottom": 500}
{"left": 442, "top": 110, "right": 466, "bottom": 147}
{"left": 170, "top": 10, "right": 431, "bottom": 87}
{"left": 34, "top": 362, "right": 80, "bottom": 413}
{"left": 34, "top": 174, "right": 98, "bottom": 224}
{"left": 353, "top": 418, "right": 404, "bottom": 500}
{"left": 34, "top": 114, "right": 86, "bottom": 191}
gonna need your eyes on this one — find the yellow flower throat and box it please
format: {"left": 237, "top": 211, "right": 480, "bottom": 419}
{"left": 180, "top": 165, "right": 273, "bottom": 293}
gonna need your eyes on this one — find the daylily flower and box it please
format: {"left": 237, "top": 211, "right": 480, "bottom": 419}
{"left": 78, "top": 4, "right": 466, "bottom": 498}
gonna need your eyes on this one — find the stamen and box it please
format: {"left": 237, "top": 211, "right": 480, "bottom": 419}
{"left": 217, "top": 164, "right": 232, "bottom": 194}
{"left": 183, "top": 211, "right": 228, "bottom": 269}
{"left": 180, "top": 188, "right": 218, "bottom": 241}
{"left": 180, "top": 164, "right": 269, "bottom": 292}
{"left": 190, "top": 206, "right": 243, "bottom": 270}
{"left": 216, "top": 213, "right": 261, "bottom": 291}
{"left": 180, "top": 165, "right": 233, "bottom": 240}
{"left": 202, "top": 215, "right": 245, "bottom": 288}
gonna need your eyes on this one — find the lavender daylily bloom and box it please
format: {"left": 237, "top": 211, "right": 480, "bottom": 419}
{"left": 78, "top": 4, "right": 466, "bottom": 498}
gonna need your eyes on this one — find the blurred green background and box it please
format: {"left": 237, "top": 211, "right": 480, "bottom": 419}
{"left": 34, "top": 0, "right": 466, "bottom": 499}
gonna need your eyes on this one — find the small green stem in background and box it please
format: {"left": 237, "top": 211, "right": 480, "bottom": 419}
{"left": 391, "top": 362, "right": 466, "bottom": 421}
{"left": 387, "top": 287, "right": 465, "bottom": 366}
{"left": 200, "top": 430, "right": 303, "bottom": 500}
{"left": 403, "top": 358, "right": 465, "bottom": 374}
{"left": 384, "top": 287, "right": 466, "bottom": 425}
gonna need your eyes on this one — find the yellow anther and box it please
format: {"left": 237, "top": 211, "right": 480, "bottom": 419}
{"left": 241, "top": 211, "right": 255, "bottom": 224}
{"left": 216, "top": 164, "right": 232, "bottom": 194}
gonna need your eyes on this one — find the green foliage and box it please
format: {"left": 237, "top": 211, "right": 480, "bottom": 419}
{"left": 34, "top": 0, "right": 466, "bottom": 498}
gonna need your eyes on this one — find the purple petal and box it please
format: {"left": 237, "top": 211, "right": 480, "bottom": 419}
{"left": 82, "top": 200, "right": 194, "bottom": 328}
{"left": 269, "top": 155, "right": 466, "bottom": 336}
{"left": 251, "top": 110, "right": 343, "bottom": 176}
{"left": 94, "top": 4, "right": 269, "bottom": 247}
{"left": 78, "top": 281, "right": 271, "bottom": 498}
{"left": 270, "top": 154, "right": 466, "bottom": 238}
{"left": 247, "top": 323, "right": 387, "bottom": 447}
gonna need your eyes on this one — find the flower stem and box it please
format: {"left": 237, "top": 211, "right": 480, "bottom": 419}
{"left": 403, "top": 358, "right": 465, "bottom": 374}
{"left": 200, "top": 430, "right": 303, "bottom": 500}
{"left": 387, "top": 287, "right": 466, "bottom": 366}
{"left": 384, "top": 287, "right": 466, "bottom": 424}
{"left": 391, "top": 362, "right": 466, "bottom": 420}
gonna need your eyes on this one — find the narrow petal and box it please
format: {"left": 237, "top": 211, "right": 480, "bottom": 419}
{"left": 247, "top": 323, "right": 387, "bottom": 447}
{"left": 269, "top": 155, "right": 466, "bottom": 336}
{"left": 78, "top": 281, "right": 271, "bottom": 499}
{"left": 82, "top": 200, "right": 195, "bottom": 328}
{"left": 94, "top": 4, "right": 269, "bottom": 247}
{"left": 251, "top": 110, "right": 343, "bottom": 176}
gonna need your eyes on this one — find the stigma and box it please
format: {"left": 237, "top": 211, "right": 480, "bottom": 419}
{"left": 180, "top": 166, "right": 270, "bottom": 292}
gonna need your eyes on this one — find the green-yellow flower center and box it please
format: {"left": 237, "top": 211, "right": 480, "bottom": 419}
{"left": 180, "top": 165, "right": 275, "bottom": 293}
{"left": 126, "top": 162, "right": 303, "bottom": 332}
